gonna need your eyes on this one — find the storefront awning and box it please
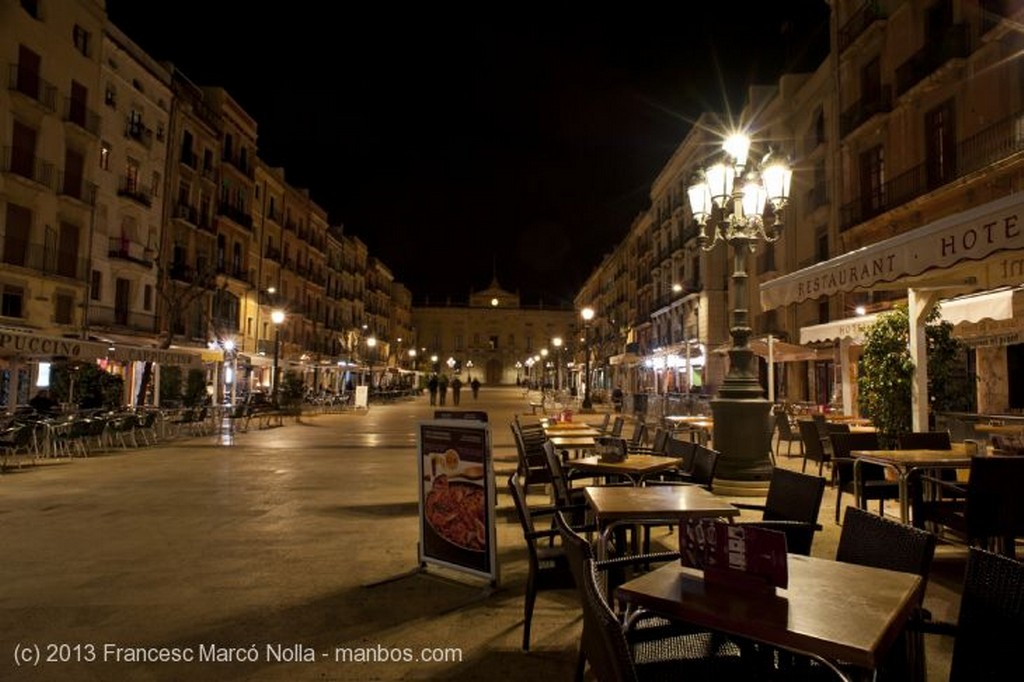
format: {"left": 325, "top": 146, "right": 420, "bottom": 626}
{"left": 0, "top": 328, "right": 201, "bottom": 366}
{"left": 760, "top": 193, "right": 1024, "bottom": 310}
{"left": 799, "top": 287, "right": 1022, "bottom": 345}
{"left": 714, "top": 338, "right": 828, "bottom": 362}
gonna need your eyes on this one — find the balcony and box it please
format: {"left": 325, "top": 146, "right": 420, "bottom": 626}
{"left": 216, "top": 202, "right": 253, "bottom": 230}
{"left": 117, "top": 177, "right": 152, "bottom": 207}
{"left": 837, "top": 1, "right": 886, "bottom": 54}
{"left": 58, "top": 171, "right": 97, "bottom": 205}
{"left": 87, "top": 304, "right": 157, "bottom": 333}
{"left": 840, "top": 108, "right": 1024, "bottom": 231}
{"left": 63, "top": 96, "right": 100, "bottom": 136}
{"left": 1, "top": 146, "right": 55, "bottom": 188}
{"left": 221, "top": 151, "right": 254, "bottom": 179}
{"left": 173, "top": 202, "right": 198, "bottom": 225}
{"left": 895, "top": 24, "right": 970, "bottom": 98}
{"left": 7, "top": 63, "right": 57, "bottom": 112}
{"left": 125, "top": 119, "right": 153, "bottom": 149}
{"left": 108, "top": 236, "right": 153, "bottom": 267}
{"left": 840, "top": 86, "right": 893, "bottom": 138}
{"left": 179, "top": 147, "right": 198, "bottom": 169}
{"left": 264, "top": 245, "right": 282, "bottom": 262}
{"left": 1, "top": 238, "right": 87, "bottom": 280}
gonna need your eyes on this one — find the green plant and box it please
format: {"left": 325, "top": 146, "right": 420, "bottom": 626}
{"left": 857, "top": 304, "right": 971, "bottom": 447}
{"left": 184, "top": 368, "right": 208, "bottom": 407}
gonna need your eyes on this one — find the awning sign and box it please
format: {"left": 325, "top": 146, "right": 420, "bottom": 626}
{"left": 760, "top": 194, "right": 1023, "bottom": 309}
{"left": 0, "top": 329, "right": 200, "bottom": 366}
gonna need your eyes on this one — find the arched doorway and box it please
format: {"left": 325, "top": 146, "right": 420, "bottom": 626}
{"left": 486, "top": 358, "right": 502, "bottom": 384}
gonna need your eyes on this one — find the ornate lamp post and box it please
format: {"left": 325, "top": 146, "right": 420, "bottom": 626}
{"left": 687, "top": 132, "right": 792, "bottom": 490}
{"left": 581, "top": 307, "right": 594, "bottom": 410}
{"left": 540, "top": 348, "right": 549, "bottom": 387}
{"left": 271, "top": 309, "right": 285, "bottom": 405}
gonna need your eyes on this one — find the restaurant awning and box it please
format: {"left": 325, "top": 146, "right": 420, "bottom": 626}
{"left": 799, "top": 286, "right": 1023, "bottom": 345}
{"left": 760, "top": 192, "right": 1024, "bottom": 310}
{"left": 0, "top": 328, "right": 201, "bottom": 366}
{"left": 760, "top": 193, "right": 1023, "bottom": 431}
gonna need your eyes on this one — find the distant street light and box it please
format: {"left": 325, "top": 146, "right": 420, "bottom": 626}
{"left": 552, "top": 337, "right": 563, "bottom": 391}
{"left": 581, "top": 307, "right": 594, "bottom": 410}
{"left": 271, "top": 309, "right": 285, "bottom": 405}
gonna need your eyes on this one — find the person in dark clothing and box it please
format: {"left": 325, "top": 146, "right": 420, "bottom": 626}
{"left": 471, "top": 378, "right": 481, "bottom": 399}
{"left": 438, "top": 374, "right": 449, "bottom": 406}
{"left": 427, "top": 374, "right": 439, "bottom": 406}
{"left": 450, "top": 377, "right": 462, "bottom": 406}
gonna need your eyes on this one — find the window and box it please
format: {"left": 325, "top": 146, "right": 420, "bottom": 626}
{"left": 818, "top": 297, "right": 830, "bottom": 325}
{"left": 72, "top": 24, "right": 91, "bottom": 57}
{"left": 859, "top": 145, "right": 885, "bottom": 216}
{"left": 55, "top": 292, "right": 74, "bottom": 324}
{"left": 143, "top": 284, "right": 153, "bottom": 311}
{"left": 1, "top": 285, "right": 25, "bottom": 318}
{"left": 925, "top": 98, "right": 957, "bottom": 188}
{"left": 105, "top": 85, "right": 116, "bottom": 107}
{"left": 90, "top": 269, "right": 101, "bottom": 300}
{"left": 99, "top": 141, "right": 110, "bottom": 170}
{"left": 151, "top": 171, "right": 161, "bottom": 196}
{"left": 816, "top": 230, "right": 829, "bottom": 263}
{"left": 125, "top": 156, "right": 140, "bottom": 192}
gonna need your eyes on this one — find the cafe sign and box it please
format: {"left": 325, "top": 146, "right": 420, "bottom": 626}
{"left": 761, "top": 193, "right": 1023, "bottom": 310}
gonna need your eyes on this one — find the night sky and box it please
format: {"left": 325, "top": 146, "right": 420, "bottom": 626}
{"left": 105, "top": 2, "right": 830, "bottom": 305}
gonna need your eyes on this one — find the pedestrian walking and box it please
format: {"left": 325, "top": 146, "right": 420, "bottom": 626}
{"left": 451, "top": 377, "right": 462, "bottom": 406}
{"left": 427, "top": 374, "right": 438, "bottom": 406}
{"left": 471, "top": 378, "right": 480, "bottom": 400}
{"left": 438, "top": 374, "right": 449, "bottom": 406}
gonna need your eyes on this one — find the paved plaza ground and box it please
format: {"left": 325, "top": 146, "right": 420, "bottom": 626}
{"left": 0, "top": 386, "right": 962, "bottom": 681}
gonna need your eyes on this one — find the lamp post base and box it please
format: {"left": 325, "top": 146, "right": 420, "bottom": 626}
{"left": 709, "top": 396, "right": 773, "bottom": 496}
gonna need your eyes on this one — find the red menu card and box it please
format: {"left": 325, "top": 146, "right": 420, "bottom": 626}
{"left": 680, "top": 519, "right": 789, "bottom": 591}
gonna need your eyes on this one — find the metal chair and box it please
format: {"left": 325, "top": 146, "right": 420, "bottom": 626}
{"left": 506, "top": 473, "right": 576, "bottom": 651}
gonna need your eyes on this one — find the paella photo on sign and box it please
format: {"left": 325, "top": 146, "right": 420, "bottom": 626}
{"left": 423, "top": 465, "right": 486, "bottom": 552}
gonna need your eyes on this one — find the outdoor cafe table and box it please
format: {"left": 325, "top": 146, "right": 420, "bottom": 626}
{"left": 852, "top": 442, "right": 971, "bottom": 524}
{"left": 615, "top": 555, "right": 924, "bottom": 678}
{"left": 547, "top": 434, "right": 599, "bottom": 459}
{"left": 567, "top": 453, "right": 683, "bottom": 486}
{"left": 585, "top": 485, "right": 739, "bottom": 561}
{"left": 542, "top": 423, "right": 603, "bottom": 438}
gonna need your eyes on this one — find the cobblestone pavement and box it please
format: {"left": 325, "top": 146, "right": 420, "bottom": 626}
{"left": 0, "top": 387, "right": 960, "bottom": 680}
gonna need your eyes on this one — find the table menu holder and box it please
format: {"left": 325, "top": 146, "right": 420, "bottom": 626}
{"left": 595, "top": 436, "right": 626, "bottom": 463}
{"left": 680, "top": 519, "right": 789, "bottom": 594}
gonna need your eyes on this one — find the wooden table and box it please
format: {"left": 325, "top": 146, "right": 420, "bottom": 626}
{"left": 615, "top": 555, "right": 924, "bottom": 676}
{"left": 974, "top": 423, "right": 1024, "bottom": 436}
{"left": 852, "top": 442, "right": 971, "bottom": 524}
{"left": 542, "top": 424, "right": 603, "bottom": 438}
{"left": 585, "top": 485, "right": 738, "bottom": 561}
{"left": 567, "top": 453, "right": 683, "bottom": 486}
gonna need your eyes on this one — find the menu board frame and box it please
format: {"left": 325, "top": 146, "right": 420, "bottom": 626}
{"left": 417, "top": 419, "right": 497, "bottom": 584}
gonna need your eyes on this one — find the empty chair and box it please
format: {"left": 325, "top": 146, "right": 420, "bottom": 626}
{"left": 507, "top": 473, "right": 576, "bottom": 650}
{"left": 608, "top": 415, "right": 625, "bottom": 438}
{"left": 914, "top": 548, "right": 1024, "bottom": 682}
{"left": 897, "top": 431, "right": 952, "bottom": 450}
{"left": 555, "top": 510, "right": 730, "bottom": 682}
{"left": 511, "top": 422, "right": 552, "bottom": 488}
{"left": 772, "top": 411, "right": 803, "bottom": 459}
{"left": 916, "top": 455, "right": 1024, "bottom": 558}
{"left": 576, "top": 557, "right": 751, "bottom": 682}
{"left": 652, "top": 445, "right": 720, "bottom": 491}
{"left": 798, "top": 419, "right": 832, "bottom": 478}
{"left": 733, "top": 467, "right": 826, "bottom": 556}
{"left": 830, "top": 431, "right": 899, "bottom": 523}
{"left": 627, "top": 426, "right": 669, "bottom": 456}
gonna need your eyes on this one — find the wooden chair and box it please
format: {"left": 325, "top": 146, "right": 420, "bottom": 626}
{"left": 510, "top": 422, "right": 552, "bottom": 488}
{"left": 608, "top": 415, "right": 625, "bottom": 438}
{"left": 506, "top": 473, "right": 576, "bottom": 650}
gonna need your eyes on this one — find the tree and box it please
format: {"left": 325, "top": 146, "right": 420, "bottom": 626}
{"left": 857, "top": 304, "right": 972, "bottom": 447}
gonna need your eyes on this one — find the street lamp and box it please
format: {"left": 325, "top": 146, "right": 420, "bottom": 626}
{"left": 366, "top": 336, "right": 377, "bottom": 392}
{"left": 687, "top": 131, "right": 792, "bottom": 488}
{"left": 540, "top": 348, "right": 549, "bottom": 388}
{"left": 466, "top": 359, "right": 474, "bottom": 381}
{"left": 581, "top": 307, "right": 594, "bottom": 410}
{"left": 407, "top": 348, "right": 417, "bottom": 369}
{"left": 271, "top": 309, "right": 285, "bottom": 405}
{"left": 515, "top": 360, "right": 522, "bottom": 385}
{"left": 552, "top": 337, "right": 563, "bottom": 391}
